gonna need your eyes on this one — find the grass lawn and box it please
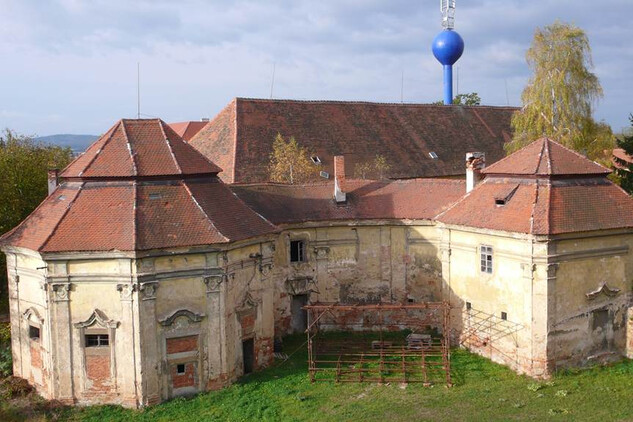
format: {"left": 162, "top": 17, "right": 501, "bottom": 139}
{"left": 5, "top": 334, "right": 633, "bottom": 421}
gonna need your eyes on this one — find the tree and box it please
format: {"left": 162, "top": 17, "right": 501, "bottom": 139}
{"left": 373, "top": 155, "right": 391, "bottom": 179}
{"left": 432, "top": 92, "right": 481, "bottom": 106}
{"left": 453, "top": 92, "right": 481, "bottom": 106}
{"left": 506, "top": 21, "right": 615, "bottom": 162}
{"left": 353, "top": 154, "right": 391, "bottom": 180}
{"left": 613, "top": 114, "right": 633, "bottom": 194}
{"left": 268, "top": 134, "right": 318, "bottom": 184}
{"left": 0, "top": 129, "right": 73, "bottom": 313}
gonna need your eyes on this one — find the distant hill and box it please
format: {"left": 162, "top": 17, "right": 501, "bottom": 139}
{"left": 35, "top": 134, "right": 99, "bottom": 152}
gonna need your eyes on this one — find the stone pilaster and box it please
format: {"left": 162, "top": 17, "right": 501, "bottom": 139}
{"left": 204, "top": 275, "right": 226, "bottom": 389}
{"left": 49, "top": 282, "right": 74, "bottom": 403}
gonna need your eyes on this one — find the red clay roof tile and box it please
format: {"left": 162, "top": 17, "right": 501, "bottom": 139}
{"left": 190, "top": 98, "right": 517, "bottom": 183}
{"left": 482, "top": 137, "right": 610, "bottom": 176}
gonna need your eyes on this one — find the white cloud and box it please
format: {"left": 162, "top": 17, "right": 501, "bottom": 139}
{"left": 0, "top": 0, "right": 631, "bottom": 134}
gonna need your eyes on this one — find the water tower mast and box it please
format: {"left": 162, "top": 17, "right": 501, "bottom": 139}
{"left": 432, "top": 0, "right": 464, "bottom": 105}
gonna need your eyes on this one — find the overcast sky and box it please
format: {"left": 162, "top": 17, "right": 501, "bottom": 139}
{"left": 1, "top": 0, "right": 632, "bottom": 136}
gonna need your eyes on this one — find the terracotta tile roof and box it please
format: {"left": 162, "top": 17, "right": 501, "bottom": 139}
{"left": 189, "top": 98, "right": 517, "bottom": 183}
{"left": 62, "top": 119, "right": 222, "bottom": 179}
{"left": 439, "top": 139, "right": 633, "bottom": 235}
{"left": 1, "top": 119, "right": 276, "bottom": 253}
{"left": 482, "top": 137, "right": 611, "bottom": 176}
{"left": 438, "top": 178, "right": 633, "bottom": 235}
{"left": 612, "top": 148, "right": 632, "bottom": 170}
{"left": 169, "top": 121, "right": 208, "bottom": 142}
{"left": 231, "top": 178, "right": 466, "bottom": 225}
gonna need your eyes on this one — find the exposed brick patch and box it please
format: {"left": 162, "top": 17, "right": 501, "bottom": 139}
{"left": 86, "top": 355, "right": 110, "bottom": 382}
{"left": 171, "top": 362, "right": 195, "bottom": 389}
{"left": 166, "top": 335, "right": 198, "bottom": 355}
{"left": 240, "top": 312, "right": 256, "bottom": 336}
{"left": 30, "top": 344, "right": 42, "bottom": 368}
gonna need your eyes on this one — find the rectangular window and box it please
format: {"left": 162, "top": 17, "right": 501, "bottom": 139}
{"left": 501, "top": 312, "right": 507, "bottom": 321}
{"left": 177, "top": 363, "right": 186, "bottom": 375}
{"left": 29, "top": 325, "right": 40, "bottom": 342}
{"left": 290, "top": 240, "right": 306, "bottom": 263}
{"left": 466, "top": 302, "right": 472, "bottom": 311}
{"left": 480, "top": 245, "right": 493, "bottom": 274}
{"left": 85, "top": 334, "right": 109, "bottom": 347}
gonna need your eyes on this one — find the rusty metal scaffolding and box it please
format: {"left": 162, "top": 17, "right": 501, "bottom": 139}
{"left": 304, "top": 302, "right": 452, "bottom": 386}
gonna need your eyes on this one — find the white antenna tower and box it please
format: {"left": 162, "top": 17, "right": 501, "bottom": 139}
{"left": 440, "top": 0, "right": 456, "bottom": 29}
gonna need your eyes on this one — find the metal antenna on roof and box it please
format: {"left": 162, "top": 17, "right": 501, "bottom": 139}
{"left": 269, "top": 62, "right": 276, "bottom": 99}
{"left": 504, "top": 79, "right": 510, "bottom": 105}
{"left": 137, "top": 62, "right": 141, "bottom": 119}
{"left": 400, "top": 70, "right": 404, "bottom": 103}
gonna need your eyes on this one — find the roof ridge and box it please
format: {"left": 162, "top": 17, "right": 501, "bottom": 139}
{"left": 79, "top": 121, "right": 121, "bottom": 177}
{"left": 121, "top": 120, "right": 139, "bottom": 176}
{"left": 132, "top": 180, "right": 138, "bottom": 251}
{"left": 546, "top": 137, "right": 611, "bottom": 173}
{"left": 233, "top": 97, "right": 520, "bottom": 110}
{"left": 40, "top": 182, "right": 85, "bottom": 252}
{"left": 182, "top": 181, "right": 229, "bottom": 243}
{"left": 159, "top": 120, "right": 182, "bottom": 173}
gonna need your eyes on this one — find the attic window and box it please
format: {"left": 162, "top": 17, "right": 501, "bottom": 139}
{"left": 429, "top": 151, "right": 438, "bottom": 159}
{"left": 494, "top": 184, "right": 519, "bottom": 207}
{"left": 320, "top": 171, "right": 330, "bottom": 179}
{"left": 311, "top": 156, "right": 322, "bottom": 164}
{"left": 501, "top": 312, "right": 508, "bottom": 321}
{"left": 149, "top": 193, "right": 162, "bottom": 200}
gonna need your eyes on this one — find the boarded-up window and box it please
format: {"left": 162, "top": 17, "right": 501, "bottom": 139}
{"left": 166, "top": 335, "right": 198, "bottom": 355}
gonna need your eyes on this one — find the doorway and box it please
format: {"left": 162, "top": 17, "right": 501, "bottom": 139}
{"left": 291, "top": 294, "right": 308, "bottom": 333}
{"left": 242, "top": 338, "right": 254, "bottom": 374}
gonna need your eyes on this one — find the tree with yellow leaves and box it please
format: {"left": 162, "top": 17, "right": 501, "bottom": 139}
{"left": 268, "top": 134, "right": 318, "bottom": 184}
{"left": 507, "top": 21, "right": 614, "bottom": 163}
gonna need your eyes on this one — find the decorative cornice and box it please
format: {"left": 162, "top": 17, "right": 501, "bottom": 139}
{"left": 74, "top": 309, "right": 120, "bottom": 329}
{"left": 586, "top": 282, "right": 621, "bottom": 301}
{"left": 159, "top": 309, "right": 205, "bottom": 326}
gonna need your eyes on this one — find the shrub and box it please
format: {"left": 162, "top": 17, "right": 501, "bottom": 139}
{"left": 0, "top": 322, "right": 12, "bottom": 377}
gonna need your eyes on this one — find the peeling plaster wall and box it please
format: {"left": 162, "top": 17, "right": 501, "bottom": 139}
{"left": 273, "top": 223, "right": 444, "bottom": 335}
{"left": 441, "top": 227, "right": 544, "bottom": 376}
{"left": 548, "top": 232, "right": 633, "bottom": 371}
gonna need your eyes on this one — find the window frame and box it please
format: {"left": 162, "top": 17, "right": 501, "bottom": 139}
{"left": 480, "top": 245, "right": 493, "bottom": 274}
{"left": 290, "top": 240, "right": 306, "bottom": 263}
{"left": 29, "top": 325, "right": 41, "bottom": 342}
{"left": 85, "top": 333, "right": 110, "bottom": 348}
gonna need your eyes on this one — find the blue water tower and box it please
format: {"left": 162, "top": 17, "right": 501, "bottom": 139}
{"left": 432, "top": 29, "right": 464, "bottom": 105}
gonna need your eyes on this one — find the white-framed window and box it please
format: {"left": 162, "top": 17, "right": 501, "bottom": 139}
{"left": 290, "top": 240, "right": 306, "bottom": 263}
{"left": 480, "top": 245, "right": 493, "bottom": 274}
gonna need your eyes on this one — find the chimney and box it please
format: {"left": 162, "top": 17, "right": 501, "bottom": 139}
{"left": 466, "top": 152, "right": 485, "bottom": 193}
{"left": 47, "top": 169, "right": 59, "bottom": 196}
{"left": 333, "top": 155, "right": 346, "bottom": 203}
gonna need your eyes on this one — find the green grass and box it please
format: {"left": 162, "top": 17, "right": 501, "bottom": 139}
{"left": 9, "top": 334, "right": 633, "bottom": 421}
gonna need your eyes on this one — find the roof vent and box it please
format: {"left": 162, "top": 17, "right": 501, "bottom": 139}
{"left": 311, "top": 156, "right": 322, "bottom": 164}
{"left": 429, "top": 151, "right": 439, "bottom": 159}
{"left": 200, "top": 118, "right": 210, "bottom": 122}
{"left": 320, "top": 171, "right": 330, "bottom": 179}
{"left": 495, "top": 199, "right": 506, "bottom": 206}
{"left": 149, "top": 193, "right": 162, "bottom": 200}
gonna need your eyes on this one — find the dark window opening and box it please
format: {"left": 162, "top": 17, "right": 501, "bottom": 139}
{"left": 291, "top": 294, "right": 309, "bottom": 333}
{"left": 176, "top": 364, "right": 186, "bottom": 375}
{"left": 243, "top": 338, "right": 254, "bottom": 374}
{"left": 29, "top": 325, "right": 40, "bottom": 341}
{"left": 466, "top": 302, "right": 472, "bottom": 311}
{"left": 290, "top": 240, "right": 306, "bottom": 263}
{"left": 480, "top": 245, "right": 493, "bottom": 274}
{"left": 495, "top": 199, "right": 506, "bottom": 205}
{"left": 85, "top": 334, "right": 109, "bottom": 347}
{"left": 501, "top": 312, "right": 507, "bottom": 321}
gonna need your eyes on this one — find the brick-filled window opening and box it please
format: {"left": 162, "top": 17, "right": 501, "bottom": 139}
{"left": 85, "top": 334, "right": 109, "bottom": 347}
{"left": 29, "top": 325, "right": 41, "bottom": 342}
{"left": 480, "top": 245, "right": 493, "bottom": 274}
{"left": 177, "top": 364, "right": 186, "bottom": 375}
{"left": 290, "top": 240, "right": 306, "bottom": 263}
